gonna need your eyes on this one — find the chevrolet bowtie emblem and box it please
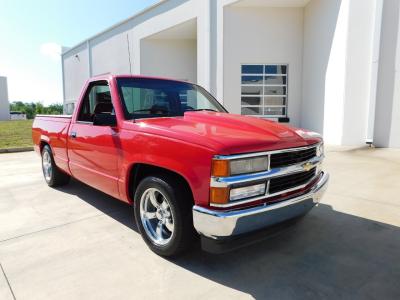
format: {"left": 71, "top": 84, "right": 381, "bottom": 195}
{"left": 302, "top": 162, "right": 313, "bottom": 172}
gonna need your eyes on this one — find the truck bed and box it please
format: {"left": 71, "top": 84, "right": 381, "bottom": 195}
{"left": 32, "top": 115, "right": 72, "bottom": 175}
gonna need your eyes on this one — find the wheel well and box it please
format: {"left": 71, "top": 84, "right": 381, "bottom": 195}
{"left": 129, "top": 164, "right": 194, "bottom": 204}
{"left": 39, "top": 141, "right": 49, "bottom": 153}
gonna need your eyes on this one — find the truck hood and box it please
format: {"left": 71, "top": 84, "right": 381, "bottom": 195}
{"left": 129, "top": 112, "right": 321, "bottom": 155}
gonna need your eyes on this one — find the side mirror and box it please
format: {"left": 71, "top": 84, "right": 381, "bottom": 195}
{"left": 93, "top": 114, "right": 117, "bottom": 127}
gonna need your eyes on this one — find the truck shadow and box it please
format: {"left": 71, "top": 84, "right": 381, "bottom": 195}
{"left": 56, "top": 179, "right": 138, "bottom": 232}
{"left": 57, "top": 179, "right": 400, "bottom": 299}
{"left": 174, "top": 206, "right": 400, "bottom": 299}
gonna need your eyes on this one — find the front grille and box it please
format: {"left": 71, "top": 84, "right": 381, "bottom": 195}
{"left": 270, "top": 146, "right": 317, "bottom": 169}
{"left": 269, "top": 168, "right": 316, "bottom": 195}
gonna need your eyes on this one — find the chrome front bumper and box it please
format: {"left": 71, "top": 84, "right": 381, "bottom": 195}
{"left": 193, "top": 172, "right": 329, "bottom": 240}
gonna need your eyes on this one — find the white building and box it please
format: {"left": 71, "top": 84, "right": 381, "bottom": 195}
{"left": 61, "top": 0, "right": 400, "bottom": 147}
{"left": 10, "top": 112, "right": 27, "bottom": 120}
{"left": 0, "top": 76, "right": 10, "bottom": 121}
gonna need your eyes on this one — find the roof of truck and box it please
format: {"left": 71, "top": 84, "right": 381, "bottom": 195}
{"left": 89, "top": 74, "right": 194, "bottom": 85}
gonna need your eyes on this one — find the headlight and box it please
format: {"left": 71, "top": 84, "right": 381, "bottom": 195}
{"left": 316, "top": 142, "right": 324, "bottom": 157}
{"left": 230, "top": 182, "right": 266, "bottom": 201}
{"left": 230, "top": 156, "right": 269, "bottom": 175}
{"left": 210, "top": 182, "right": 266, "bottom": 205}
{"left": 212, "top": 156, "right": 269, "bottom": 177}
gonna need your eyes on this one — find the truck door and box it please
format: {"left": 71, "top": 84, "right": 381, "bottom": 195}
{"left": 67, "top": 80, "right": 120, "bottom": 199}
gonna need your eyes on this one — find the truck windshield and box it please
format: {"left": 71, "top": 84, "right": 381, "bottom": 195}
{"left": 116, "top": 78, "right": 227, "bottom": 120}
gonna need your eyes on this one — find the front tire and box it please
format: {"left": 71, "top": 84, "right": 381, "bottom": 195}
{"left": 134, "top": 175, "right": 196, "bottom": 257}
{"left": 41, "top": 145, "right": 70, "bottom": 187}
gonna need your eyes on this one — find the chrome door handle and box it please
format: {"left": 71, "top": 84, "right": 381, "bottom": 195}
{"left": 71, "top": 132, "right": 77, "bottom": 138}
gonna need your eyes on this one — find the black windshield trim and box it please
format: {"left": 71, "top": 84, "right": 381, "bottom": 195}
{"left": 116, "top": 77, "right": 228, "bottom": 120}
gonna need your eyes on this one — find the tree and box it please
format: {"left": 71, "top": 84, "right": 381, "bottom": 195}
{"left": 36, "top": 102, "right": 44, "bottom": 114}
{"left": 9, "top": 101, "right": 63, "bottom": 119}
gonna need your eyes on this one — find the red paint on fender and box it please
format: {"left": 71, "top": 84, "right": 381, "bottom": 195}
{"left": 32, "top": 75, "right": 320, "bottom": 209}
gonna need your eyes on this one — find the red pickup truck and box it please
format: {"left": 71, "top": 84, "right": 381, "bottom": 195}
{"left": 32, "top": 74, "right": 328, "bottom": 256}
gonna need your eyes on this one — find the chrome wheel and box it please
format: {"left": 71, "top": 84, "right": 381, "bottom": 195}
{"left": 139, "top": 188, "right": 175, "bottom": 246}
{"left": 42, "top": 150, "right": 52, "bottom": 182}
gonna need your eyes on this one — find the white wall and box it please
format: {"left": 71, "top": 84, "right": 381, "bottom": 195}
{"left": 130, "top": 0, "right": 210, "bottom": 88}
{"left": 340, "top": 0, "right": 376, "bottom": 145}
{"left": 341, "top": 0, "right": 376, "bottom": 145}
{"left": 0, "top": 76, "right": 10, "bottom": 121}
{"left": 223, "top": 6, "right": 304, "bottom": 126}
{"left": 62, "top": 0, "right": 210, "bottom": 106}
{"left": 91, "top": 33, "right": 132, "bottom": 76}
{"left": 302, "top": 0, "right": 344, "bottom": 139}
{"left": 10, "top": 113, "right": 26, "bottom": 120}
{"left": 60, "top": 0, "right": 399, "bottom": 148}
{"left": 391, "top": 5, "right": 400, "bottom": 148}
{"left": 303, "top": 0, "right": 376, "bottom": 145}
{"left": 374, "top": 0, "right": 400, "bottom": 148}
{"left": 141, "top": 39, "right": 197, "bottom": 82}
{"left": 63, "top": 43, "right": 89, "bottom": 104}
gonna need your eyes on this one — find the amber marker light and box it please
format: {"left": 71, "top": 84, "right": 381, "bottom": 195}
{"left": 210, "top": 187, "right": 229, "bottom": 205}
{"left": 211, "top": 159, "right": 230, "bottom": 177}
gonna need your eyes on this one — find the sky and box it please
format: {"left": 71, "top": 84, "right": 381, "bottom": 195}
{"left": 0, "top": 0, "right": 158, "bottom": 105}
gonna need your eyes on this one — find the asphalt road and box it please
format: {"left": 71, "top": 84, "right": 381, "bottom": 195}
{"left": 0, "top": 148, "right": 399, "bottom": 299}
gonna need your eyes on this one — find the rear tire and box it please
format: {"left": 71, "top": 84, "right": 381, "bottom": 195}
{"left": 41, "top": 145, "right": 70, "bottom": 187}
{"left": 134, "top": 175, "right": 196, "bottom": 257}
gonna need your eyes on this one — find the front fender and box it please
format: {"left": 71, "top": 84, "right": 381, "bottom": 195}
{"left": 118, "top": 130, "right": 216, "bottom": 206}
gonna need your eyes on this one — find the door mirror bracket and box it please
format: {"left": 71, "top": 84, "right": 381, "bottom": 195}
{"left": 93, "top": 114, "right": 117, "bottom": 127}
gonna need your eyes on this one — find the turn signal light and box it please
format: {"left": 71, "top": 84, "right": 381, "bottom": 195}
{"left": 210, "top": 187, "right": 229, "bottom": 204}
{"left": 211, "top": 159, "right": 230, "bottom": 177}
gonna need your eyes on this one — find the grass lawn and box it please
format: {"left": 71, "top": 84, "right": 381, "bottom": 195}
{"left": 0, "top": 119, "right": 34, "bottom": 149}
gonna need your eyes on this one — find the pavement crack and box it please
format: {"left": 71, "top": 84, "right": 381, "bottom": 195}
{"left": 0, "top": 263, "right": 16, "bottom": 300}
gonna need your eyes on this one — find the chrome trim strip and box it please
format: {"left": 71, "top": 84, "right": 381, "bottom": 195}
{"left": 36, "top": 114, "right": 72, "bottom": 119}
{"left": 193, "top": 172, "right": 329, "bottom": 239}
{"left": 214, "top": 142, "right": 320, "bottom": 160}
{"left": 211, "top": 155, "right": 322, "bottom": 188}
{"left": 210, "top": 171, "right": 319, "bottom": 208}
{"left": 76, "top": 121, "right": 93, "bottom": 125}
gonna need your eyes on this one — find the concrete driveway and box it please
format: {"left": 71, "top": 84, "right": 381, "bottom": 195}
{"left": 0, "top": 148, "right": 399, "bottom": 299}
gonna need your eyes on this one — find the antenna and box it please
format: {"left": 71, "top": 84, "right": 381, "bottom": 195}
{"left": 126, "top": 33, "right": 132, "bottom": 75}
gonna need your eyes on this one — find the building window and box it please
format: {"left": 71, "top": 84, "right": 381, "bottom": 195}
{"left": 241, "top": 64, "right": 288, "bottom": 118}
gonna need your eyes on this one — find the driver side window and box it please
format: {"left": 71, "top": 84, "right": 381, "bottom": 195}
{"left": 77, "top": 81, "right": 113, "bottom": 122}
